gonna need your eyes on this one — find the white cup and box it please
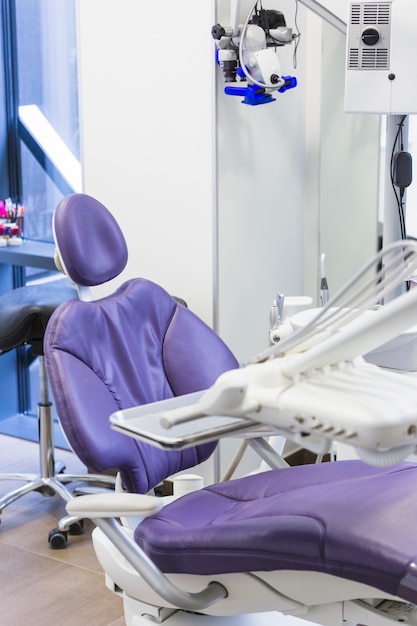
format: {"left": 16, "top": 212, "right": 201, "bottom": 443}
{"left": 172, "top": 473, "right": 204, "bottom": 496}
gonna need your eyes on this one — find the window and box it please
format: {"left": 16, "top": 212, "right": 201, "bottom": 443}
{"left": 8, "top": 0, "right": 81, "bottom": 243}
{"left": 0, "top": 1, "right": 79, "bottom": 445}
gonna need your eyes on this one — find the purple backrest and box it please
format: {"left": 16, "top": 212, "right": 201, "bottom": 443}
{"left": 52, "top": 193, "right": 128, "bottom": 286}
{"left": 44, "top": 194, "right": 238, "bottom": 493}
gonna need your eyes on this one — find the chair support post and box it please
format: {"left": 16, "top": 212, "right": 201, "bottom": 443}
{"left": 94, "top": 516, "right": 228, "bottom": 612}
{"left": 38, "top": 355, "right": 55, "bottom": 478}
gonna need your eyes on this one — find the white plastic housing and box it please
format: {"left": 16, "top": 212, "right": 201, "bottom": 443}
{"left": 345, "top": 0, "right": 417, "bottom": 114}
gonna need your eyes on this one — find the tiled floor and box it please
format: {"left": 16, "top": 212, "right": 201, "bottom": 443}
{"left": 0, "top": 434, "right": 125, "bottom": 626}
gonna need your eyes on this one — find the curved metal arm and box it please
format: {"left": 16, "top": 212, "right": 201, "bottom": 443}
{"left": 93, "top": 517, "right": 228, "bottom": 611}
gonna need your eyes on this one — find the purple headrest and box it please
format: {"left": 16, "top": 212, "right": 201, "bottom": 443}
{"left": 53, "top": 193, "right": 128, "bottom": 287}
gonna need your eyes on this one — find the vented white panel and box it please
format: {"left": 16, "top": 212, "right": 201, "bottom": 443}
{"left": 345, "top": 0, "right": 417, "bottom": 114}
{"left": 363, "top": 3, "right": 390, "bottom": 23}
{"left": 347, "top": 2, "right": 391, "bottom": 70}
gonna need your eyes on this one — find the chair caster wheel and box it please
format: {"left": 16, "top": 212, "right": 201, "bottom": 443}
{"left": 68, "top": 519, "right": 84, "bottom": 535}
{"left": 48, "top": 527, "right": 68, "bottom": 549}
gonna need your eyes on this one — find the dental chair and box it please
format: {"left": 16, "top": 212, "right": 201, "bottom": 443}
{"left": 44, "top": 194, "right": 417, "bottom": 626}
{"left": 43, "top": 193, "right": 239, "bottom": 528}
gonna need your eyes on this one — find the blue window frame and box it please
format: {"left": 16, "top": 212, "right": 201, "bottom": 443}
{"left": 15, "top": 0, "right": 81, "bottom": 242}
{"left": 0, "top": 0, "right": 80, "bottom": 444}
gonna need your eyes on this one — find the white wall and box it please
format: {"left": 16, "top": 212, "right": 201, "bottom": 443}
{"left": 319, "top": 22, "right": 380, "bottom": 295}
{"left": 215, "top": 0, "right": 309, "bottom": 362}
{"left": 76, "top": 0, "right": 216, "bottom": 325}
{"left": 317, "top": 0, "right": 349, "bottom": 22}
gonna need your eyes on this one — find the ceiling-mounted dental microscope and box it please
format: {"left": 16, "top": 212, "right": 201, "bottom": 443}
{"left": 212, "top": 0, "right": 298, "bottom": 105}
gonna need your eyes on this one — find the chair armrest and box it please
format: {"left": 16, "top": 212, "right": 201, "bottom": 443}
{"left": 66, "top": 493, "right": 164, "bottom": 518}
{"left": 68, "top": 499, "right": 228, "bottom": 611}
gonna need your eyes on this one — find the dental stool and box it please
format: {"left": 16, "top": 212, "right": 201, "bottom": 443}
{"left": 0, "top": 281, "right": 116, "bottom": 546}
{"left": 44, "top": 193, "right": 417, "bottom": 626}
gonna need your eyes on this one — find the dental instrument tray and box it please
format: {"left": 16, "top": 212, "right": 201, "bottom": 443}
{"left": 110, "top": 392, "right": 269, "bottom": 450}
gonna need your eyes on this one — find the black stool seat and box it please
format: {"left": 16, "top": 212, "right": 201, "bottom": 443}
{"left": 0, "top": 281, "right": 115, "bottom": 547}
{"left": 0, "top": 283, "right": 77, "bottom": 355}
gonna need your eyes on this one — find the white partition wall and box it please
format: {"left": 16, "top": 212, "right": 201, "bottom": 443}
{"left": 319, "top": 21, "right": 380, "bottom": 296}
{"left": 76, "top": 0, "right": 217, "bottom": 325}
{"left": 214, "top": 0, "right": 309, "bottom": 362}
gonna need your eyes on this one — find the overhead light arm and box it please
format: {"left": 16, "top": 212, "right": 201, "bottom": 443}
{"left": 297, "top": 0, "right": 347, "bottom": 34}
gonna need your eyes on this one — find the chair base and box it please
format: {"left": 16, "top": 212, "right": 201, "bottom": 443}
{"left": 0, "top": 468, "right": 116, "bottom": 514}
{"left": 122, "top": 597, "right": 313, "bottom": 626}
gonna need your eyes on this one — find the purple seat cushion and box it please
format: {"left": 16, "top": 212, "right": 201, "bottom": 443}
{"left": 135, "top": 460, "right": 417, "bottom": 602}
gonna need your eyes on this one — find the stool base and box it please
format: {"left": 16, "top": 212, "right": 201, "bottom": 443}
{"left": 0, "top": 356, "right": 115, "bottom": 544}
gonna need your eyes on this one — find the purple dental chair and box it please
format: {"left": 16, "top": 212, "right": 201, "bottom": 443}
{"left": 44, "top": 193, "right": 417, "bottom": 626}
{"left": 44, "top": 193, "right": 239, "bottom": 542}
